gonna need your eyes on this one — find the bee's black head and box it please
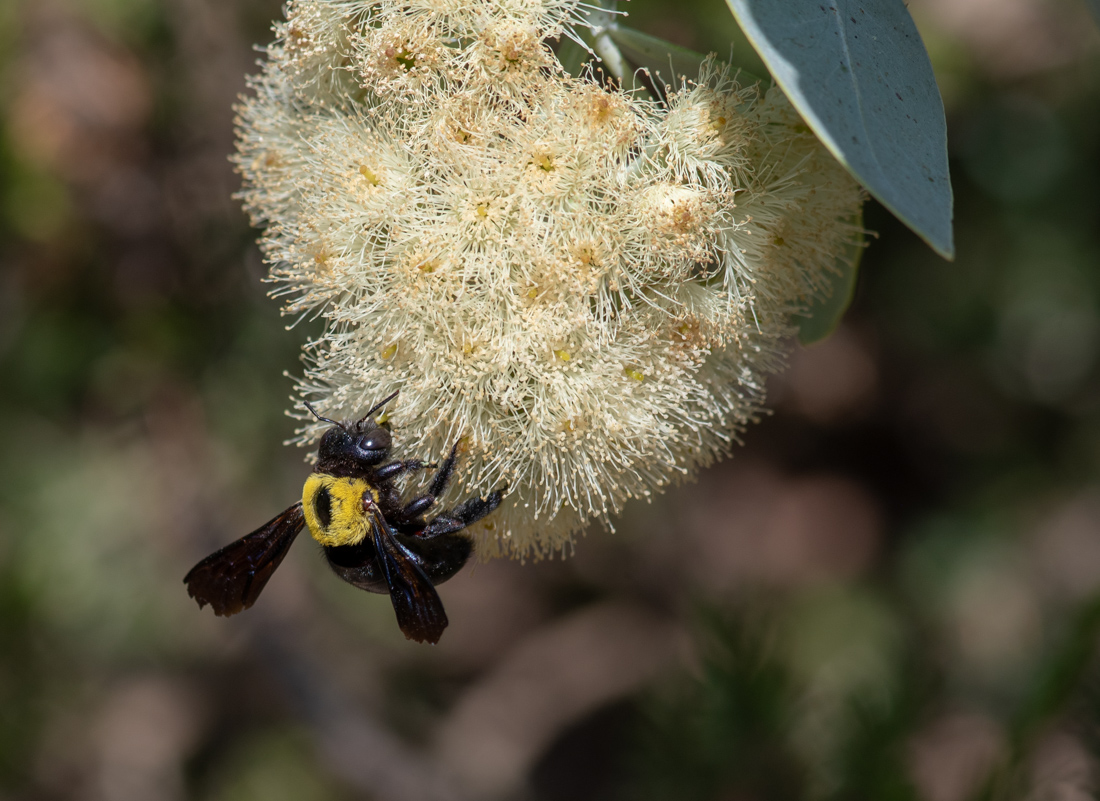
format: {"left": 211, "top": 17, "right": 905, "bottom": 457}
{"left": 316, "top": 423, "right": 389, "bottom": 465}
{"left": 306, "top": 392, "right": 398, "bottom": 469}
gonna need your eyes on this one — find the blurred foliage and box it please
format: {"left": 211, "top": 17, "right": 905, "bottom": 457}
{"left": 1, "top": 0, "right": 1100, "bottom": 800}
{"left": 625, "top": 609, "right": 809, "bottom": 801}
{"left": 196, "top": 728, "right": 351, "bottom": 801}
{"left": 625, "top": 602, "right": 934, "bottom": 801}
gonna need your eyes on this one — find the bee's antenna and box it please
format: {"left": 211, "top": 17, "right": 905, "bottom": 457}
{"left": 304, "top": 401, "right": 343, "bottom": 428}
{"left": 359, "top": 389, "right": 400, "bottom": 425}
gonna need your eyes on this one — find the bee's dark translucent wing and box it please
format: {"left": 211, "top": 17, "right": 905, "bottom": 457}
{"left": 184, "top": 503, "right": 305, "bottom": 617}
{"left": 369, "top": 515, "right": 448, "bottom": 644}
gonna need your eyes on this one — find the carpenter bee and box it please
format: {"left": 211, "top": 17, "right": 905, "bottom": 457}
{"left": 184, "top": 391, "right": 506, "bottom": 644}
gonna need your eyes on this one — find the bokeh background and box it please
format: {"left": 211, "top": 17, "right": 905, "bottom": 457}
{"left": 2, "top": 0, "right": 1100, "bottom": 799}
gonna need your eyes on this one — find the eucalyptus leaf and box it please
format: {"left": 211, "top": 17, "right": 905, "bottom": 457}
{"left": 556, "top": 38, "right": 590, "bottom": 77}
{"left": 725, "top": 0, "right": 955, "bottom": 260}
{"left": 795, "top": 215, "right": 866, "bottom": 345}
{"left": 1087, "top": 0, "right": 1100, "bottom": 28}
{"left": 605, "top": 26, "right": 708, "bottom": 88}
{"left": 576, "top": 0, "right": 658, "bottom": 97}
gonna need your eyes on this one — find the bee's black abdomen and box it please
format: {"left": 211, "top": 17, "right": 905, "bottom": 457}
{"left": 324, "top": 541, "right": 387, "bottom": 594}
{"left": 405, "top": 530, "right": 473, "bottom": 586}
{"left": 323, "top": 528, "right": 473, "bottom": 594}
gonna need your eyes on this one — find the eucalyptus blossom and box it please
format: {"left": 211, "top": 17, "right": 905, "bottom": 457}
{"left": 235, "top": 0, "right": 864, "bottom": 558}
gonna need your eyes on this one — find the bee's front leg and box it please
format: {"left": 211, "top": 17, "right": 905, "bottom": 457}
{"left": 374, "top": 459, "right": 434, "bottom": 482}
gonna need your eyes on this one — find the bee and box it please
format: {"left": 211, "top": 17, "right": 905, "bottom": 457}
{"left": 184, "top": 391, "right": 506, "bottom": 643}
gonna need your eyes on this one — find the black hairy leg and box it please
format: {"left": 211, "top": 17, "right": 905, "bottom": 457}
{"left": 397, "top": 441, "right": 462, "bottom": 522}
{"left": 421, "top": 486, "right": 507, "bottom": 538}
{"left": 374, "top": 459, "right": 434, "bottom": 483}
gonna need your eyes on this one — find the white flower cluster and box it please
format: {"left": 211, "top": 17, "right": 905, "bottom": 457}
{"left": 235, "top": 0, "right": 864, "bottom": 558}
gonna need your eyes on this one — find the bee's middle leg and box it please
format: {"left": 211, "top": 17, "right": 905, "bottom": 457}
{"left": 398, "top": 440, "right": 463, "bottom": 520}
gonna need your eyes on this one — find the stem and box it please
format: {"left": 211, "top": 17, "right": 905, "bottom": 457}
{"left": 588, "top": 25, "right": 629, "bottom": 82}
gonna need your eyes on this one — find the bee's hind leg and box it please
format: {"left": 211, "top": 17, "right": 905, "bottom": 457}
{"left": 420, "top": 485, "right": 507, "bottom": 538}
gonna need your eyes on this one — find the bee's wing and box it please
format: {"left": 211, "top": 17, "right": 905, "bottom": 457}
{"left": 369, "top": 514, "right": 448, "bottom": 644}
{"left": 184, "top": 502, "right": 305, "bottom": 617}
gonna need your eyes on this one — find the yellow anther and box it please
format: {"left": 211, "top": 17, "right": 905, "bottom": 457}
{"left": 476, "top": 203, "right": 490, "bottom": 218}
{"left": 589, "top": 95, "right": 613, "bottom": 123}
{"left": 554, "top": 349, "right": 571, "bottom": 362}
{"left": 526, "top": 287, "right": 538, "bottom": 299}
{"left": 624, "top": 367, "right": 645, "bottom": 382}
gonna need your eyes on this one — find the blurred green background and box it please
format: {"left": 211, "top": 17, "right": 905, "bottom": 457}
{"left": 2, "top": 0, "right": 1100, "bottom": 799}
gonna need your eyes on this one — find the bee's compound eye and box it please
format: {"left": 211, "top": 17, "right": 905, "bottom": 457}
{"left": 358, "top": 427, "right": 391, "bottom": 453}
{"left": 313, "top": 485, "right": 332, "bottom": 528}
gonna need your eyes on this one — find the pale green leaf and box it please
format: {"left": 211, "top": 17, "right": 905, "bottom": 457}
{"left": 795, "top": 215, "right": 866, "bottom": 344}
{"left": 604, "top": 26, "right": 708, "bottom": 87}
{"left": 556, "top": 38, "right": 589, "bottom": 77}
{"left": 1087, "top": 0, "right": 1100, "bottom": 28}
{"left": 726, "top": 0, "right": 955, "bottom": 260}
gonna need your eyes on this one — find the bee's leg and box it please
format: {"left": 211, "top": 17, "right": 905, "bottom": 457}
{"left": 420, "top": 485, "right": 507, "bottom": 538}
{"left": 401, "top": 493, "right": 437, "bottom": 519}
{"left": 397, "top": 440, "right": 462, "bottom": 521}
{"left": 374, "top": 459, "right": 434, "bottom": 483}
{"left": 427, "top": 441, "right": 462, "bottom": 497}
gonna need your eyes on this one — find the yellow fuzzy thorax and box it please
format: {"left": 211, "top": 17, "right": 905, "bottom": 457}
{"left": 301, "top": 473, "right": 379, "bottom": 547}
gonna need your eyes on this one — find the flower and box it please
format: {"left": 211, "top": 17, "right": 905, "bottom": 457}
{"left": 234, "top": 0, "right": 865, "bottom": 559}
